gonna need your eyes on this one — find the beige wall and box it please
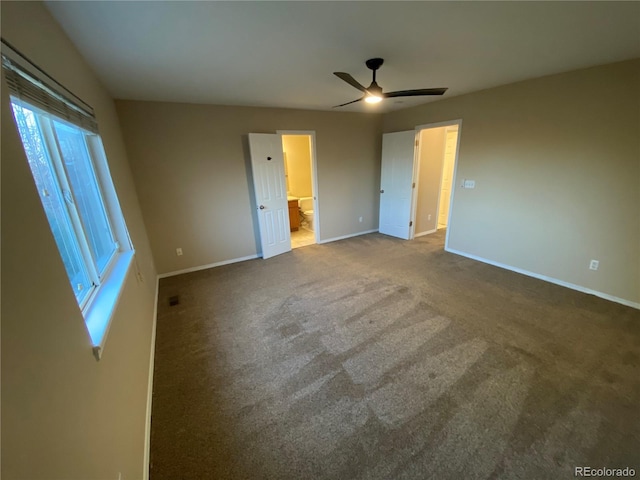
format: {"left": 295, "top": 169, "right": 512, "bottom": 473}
{"left": 115, "top": 100, "right": 382, "bottom": 274}
{"left": 415, "top": 127, "right": 446, "bottom": 235}
{"left": 385, "top": 59, "right": 640, "bottom": 305}
{"left": 283, "top": 135, "right": 313, "bottom": 198}
{"left": 1, "top": 2, "right": 158, "bottom": 479}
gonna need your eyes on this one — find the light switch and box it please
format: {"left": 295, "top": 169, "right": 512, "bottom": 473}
{"left": 463, "top": 180, "right": 476, "bottom": 189}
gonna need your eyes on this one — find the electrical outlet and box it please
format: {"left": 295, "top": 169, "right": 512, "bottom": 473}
{"left": 176, "top": 247, "right": 183, "bottom": 256}
{"left": 358, "top": 216, "right": 363, "bottom": 223}
{"left": 589, "top": 259, "right": 599, "bottom": 271}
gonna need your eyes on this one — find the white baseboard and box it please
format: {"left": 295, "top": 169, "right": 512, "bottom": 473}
{"left": 414, "top": 228, "right": 437, "bottom": 238}
{"left": 318, "top": 229, "right": 378, "bottom": 244}
{"left": 143, "top": 276, "right": 159, "bottom": 480}
{"left": 157, "top": 254, "right": 259, "bottom": 279}
{"left": 159, "top": 232, "right": 382, "bottom": 278}
{"left": 446, "top": 247, "right": 640, "bottom": 310}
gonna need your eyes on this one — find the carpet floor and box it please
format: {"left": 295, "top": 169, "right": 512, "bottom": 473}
{"left": 151, "top": 231, "right": 640, "bottom": 479}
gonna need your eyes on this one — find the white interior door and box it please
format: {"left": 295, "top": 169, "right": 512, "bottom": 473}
{"left": 379, "top": 130, "right": 417, "bottom": 240}
{"left": 248, "top": 133, "right": 291, "bottom": 259}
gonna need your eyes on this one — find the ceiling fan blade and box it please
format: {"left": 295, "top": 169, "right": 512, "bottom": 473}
{"left": 384, "top": 88, "right": 448, "bottom": 98}
{"left": 334, "top": 72, "right": 368, "bottom": 93}
{"left": 332, "top": 97, "right": 364, "bottom": 108}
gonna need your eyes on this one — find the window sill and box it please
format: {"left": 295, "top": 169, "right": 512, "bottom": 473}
{"left": 83, "top": 250, "right": 135, "bottom": 360}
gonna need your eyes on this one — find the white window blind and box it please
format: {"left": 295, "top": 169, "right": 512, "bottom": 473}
{"left": 1, "top": 41, "right": 98, "bottom": 134}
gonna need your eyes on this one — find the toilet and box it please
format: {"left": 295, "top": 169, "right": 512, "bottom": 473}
{"left": 298, "top": 197, "right": 314, "bottom": 231}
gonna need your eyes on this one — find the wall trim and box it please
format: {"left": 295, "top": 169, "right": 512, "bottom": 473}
{"left": 143, "top": 276, "right": 160, "bottom": 480}
{"left": 414, "top": 228, "right": 437, "bottom": 238}
{"left": 319, "top": 229, "right": 378, "bottom": 244}
{"left": 158, "top": 231, "right": 382, "bottom": 279}
{"left": 446, "top": 247, "right": 640, "bottom": 310}
{"left": 414, "top": 119, "right": 464, "bottom": 131}
{"left": 157, "top": 254, "right": 260, "bottom": 279}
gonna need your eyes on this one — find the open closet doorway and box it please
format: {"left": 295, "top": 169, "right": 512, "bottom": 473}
{"left": 411, "top": 121, "right": 461, "bottom": 249}
{"left": 279, "top": 131, "right": 319, "bottom": 249}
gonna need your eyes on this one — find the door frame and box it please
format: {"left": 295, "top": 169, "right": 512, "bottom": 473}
{"left": 277, "top": 130, "right": 320, "bottom": 244}
{"left": 413, "top": 119, "right": 463, "bottom": 250}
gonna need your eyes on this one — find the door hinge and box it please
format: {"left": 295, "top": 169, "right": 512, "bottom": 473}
{"left": 415, "top": 140, "right": 419, "bottom": 147}
{"left": 412, "top": 182, "right": 416, "bottom": 188}
{"left": 409, "top": 221, "right": 413, "bottom": 227}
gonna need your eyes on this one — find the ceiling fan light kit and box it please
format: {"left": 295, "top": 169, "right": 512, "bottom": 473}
{"left": 333, "top": 57, "right": 448, "bottom": 108}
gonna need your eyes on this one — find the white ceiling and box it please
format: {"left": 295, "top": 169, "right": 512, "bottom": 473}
{"left": 45, "top": 1, "right": 640, "bottom": 113}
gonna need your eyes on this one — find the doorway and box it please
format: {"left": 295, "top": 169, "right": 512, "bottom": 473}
{"left": 378, "top": 120, "right": 461, "bottom": 250}
{"left": 279, "top": 132, "right": 319, "bottom": 249}
{"left": 413, "top": 124, "right": 459, "bottom": 239}
{"left": 437, "top": 127, "right": 458, "bottom": 229}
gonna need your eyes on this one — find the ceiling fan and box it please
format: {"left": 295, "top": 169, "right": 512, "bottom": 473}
{"left": 333, "top": 58, "right": 447, "bottom": 108}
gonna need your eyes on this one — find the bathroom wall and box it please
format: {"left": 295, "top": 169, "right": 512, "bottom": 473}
{"left": 283, "top": 135, "right": 312, "bottom": 198}
{"left": 415, "top": 127, "right": 446, "bottom": 235}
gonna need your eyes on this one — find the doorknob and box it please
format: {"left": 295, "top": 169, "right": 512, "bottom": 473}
{"left": 380, "top": 189, "right": 384, "bottom": 193}
{"left": 259, "top": 205, "right": 265, "bottom": 210}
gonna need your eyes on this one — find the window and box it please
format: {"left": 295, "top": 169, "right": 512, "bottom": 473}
{"left": 3, "top": 45, "right": 134, "bottom": 359}
{"left": 11, "top": 101, "right": 119, "bottom": 307}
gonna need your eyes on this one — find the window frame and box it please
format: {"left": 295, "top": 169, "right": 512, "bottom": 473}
{"left": 42, "top": 116, "right": 102, "bottom": 309}
{"left": 50, "top": 118, "right": 120, "bottom": 275}
{"left": 6, "top": 83, "right": 135, "bottom": 360}
{"left": 21, "top": 102, "right": 121, "bottom": 309}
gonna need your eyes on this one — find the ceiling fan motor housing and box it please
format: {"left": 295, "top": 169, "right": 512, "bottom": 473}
{"left": 365, "top": 58, "right": 384, "bottom": 71}
{"left": 367, "top": 81, "right": 383, "bottom": 95}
